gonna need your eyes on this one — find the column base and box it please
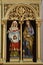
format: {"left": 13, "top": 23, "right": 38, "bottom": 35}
{"left": 37, "top": 59, "right": 41, "bottom": 63}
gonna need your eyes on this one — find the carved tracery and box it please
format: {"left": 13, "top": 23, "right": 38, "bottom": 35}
{"left": 8, "top": 6, "right": 35, "bottom": 21}
{"left": 4, "top": 4, "right": 39, "bottom": 21}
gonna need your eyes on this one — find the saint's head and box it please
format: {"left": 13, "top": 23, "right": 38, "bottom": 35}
{"left": 26, "top": 20, "right": 31, "bottom": 28}
{"left": 10, "top": 20, "right": 18, "bottom": 30}
{"left": 11, "top": 20, "right": 18, "bottom": 28}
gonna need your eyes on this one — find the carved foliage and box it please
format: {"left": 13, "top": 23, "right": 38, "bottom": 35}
{"left": 4, "top": 4, "right": 39, "bottom": 20}
{"left": 8, "top": 5, "right": 35, "bottom": 21}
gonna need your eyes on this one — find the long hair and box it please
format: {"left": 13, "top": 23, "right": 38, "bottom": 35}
{"left": 26, "top": 20, "right": 32, "bottom": 28}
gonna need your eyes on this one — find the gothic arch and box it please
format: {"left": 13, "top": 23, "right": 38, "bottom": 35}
{"left": 4, "top": 3, "right": 38, "bottom": 20}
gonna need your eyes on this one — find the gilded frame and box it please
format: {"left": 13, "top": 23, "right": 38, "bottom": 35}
{"left": 1, "top": 1, "right": 42, "bottom": 64}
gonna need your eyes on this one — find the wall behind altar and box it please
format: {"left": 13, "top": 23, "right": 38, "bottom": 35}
{"left": 0, "top": 1, "right": 1, "bottom": 58}
{"left": 40, "top": 0, "right": 43, "bottom": 62}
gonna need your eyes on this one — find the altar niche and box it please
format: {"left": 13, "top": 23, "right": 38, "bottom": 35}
{"left": 6, "top": 20, "right": 36, "bottom": 62}
{"left": 22, "top": 20, "right": 36, "bottom": 62}
{"left": 6, "top": 20, "right": 20, "bottom": 62}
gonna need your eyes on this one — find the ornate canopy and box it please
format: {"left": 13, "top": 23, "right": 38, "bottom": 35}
{"left": 3, "top": 4, "right": 40, "bottom": 21}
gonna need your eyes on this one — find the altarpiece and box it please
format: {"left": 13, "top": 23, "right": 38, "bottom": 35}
{"left": 0, "top": 0, "right": 42, "bottom": 64}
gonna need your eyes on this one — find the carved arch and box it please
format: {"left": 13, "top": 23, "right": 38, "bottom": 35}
{"left": 4, "top": 4, "right": 38, "bottom": 20}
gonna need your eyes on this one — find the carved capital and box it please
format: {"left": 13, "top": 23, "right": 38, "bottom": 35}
{"left": 36, "top": 19, "right": 41, "bottom": 27}
{"left": 2, "top": 20, "right": 7, "bottom": 26}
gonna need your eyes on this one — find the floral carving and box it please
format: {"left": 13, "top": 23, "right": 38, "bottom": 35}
{"left": 4, "top": 4, "right": 13, "bottom": 16}
{"left": 4, "top": 4, "right": 39, "bottom": 21}
{"left": 30, "top": 4, "right": 39, "bottom": 16}
{"left": 8, "top": 5, "right": 35, "bottom": 22}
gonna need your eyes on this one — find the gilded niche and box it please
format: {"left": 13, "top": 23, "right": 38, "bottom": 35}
{"left": 2, "top": 1, "right": 41, "bottom": 62}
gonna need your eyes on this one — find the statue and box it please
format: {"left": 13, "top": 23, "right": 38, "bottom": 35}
{"left": 23, "top": 20, "right": 34, "bottom": 58}
{"left": 8, "top": 21, "right": 20, "bottom": 57}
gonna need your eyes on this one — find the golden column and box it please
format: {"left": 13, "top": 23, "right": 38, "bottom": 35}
{"left": 36, "top": 19, "right": 41, "bottom": 62}
{"left": 19, "top": 19, "right": 24, "bottom": 62}
{"left": 2, "top": 20, "right": 7, "bottom": 62}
